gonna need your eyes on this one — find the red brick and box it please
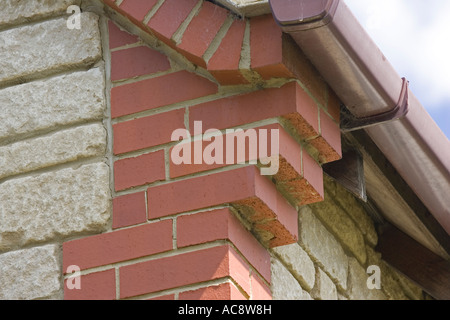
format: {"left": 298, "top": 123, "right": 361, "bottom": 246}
{"left": 64, "top": 269, "right": 116, "bottom": 300}
{"left": 290, "top": 83, "right": 321, "bottom": 137}
{"left": 119, "top": 0, "right": 158, "bottom": 22}
{"left": 179, "top": 282, "right": 247, "bottom": 300}
{"left": 272, "top": 126, "right": 324, "bottom": 206}
{"left": 189, "top": 82, "right": 319, "bottom": 140}
{"left": 276, "top": 124, "right": 302, "bottom": 179}
{"left": 149, "top": 167, "right": 253, "bottom": 217}
{"left": 300, "top": 150, "right": 324, "bottom": 202}
{"left": 319, "top": 109, "right": 342, "bottom": 160}
{"left": 250, "top": 15, "right": 281, "bottom": 68}
{"left": 113, "top": 108, "right": 185, "bottom": 154}
{"left": 208, "top": 19, "right": 246, "bottom": 71}
{"left": 111, "top": 46, "right": 171, "bottom": 81}
{"left": 148, "top": 166, "right": 298, "bottom": 247}
{"left": 114, "top": 150, "right": 166, "bottom": 191}
{"left": 250, "top": 15, "right": 293, "bottom": 79}
{"left": 111, "top": 70, "right": 218, "bottom": 118}
{"left": 177, "top": 208, "right": 271, "bottom": 282}
{"left": 177, "top": 1, "right": 228, "bottom": 68}
{"left": 108, "top": 21, "right": 139, "bottom": 49}
{"left": 307, "top": 109, "right": 342, "bottom": 164}
{"left": 208, "top": 19, "right": 248, "bottom": 85}
{"left": 149, "top": 166, "right": 277, "bottom": 217}
{"left": 209, "top": 69, "right": 249, "bottom": 86}
{"left": 302, "top": 150, "right": 321, "bottom": 188}
{"left": 264, "top": 137, "right": 324, "bottom": 207}
{"left": 147, "top": 0, "right": 198, "bottom": 43}
{"left": 251, "top": 273, "right": 272, "bottom": 300}
{"left": 327, "top": 90, "right": 341, "bottom": 123}
{"left": 112, "top": 192, "right": 147, "bottom": 229}
{"left": 119, "top": 245, "right": 251, "bottom": 299}
{"left": 63, "top": 220, "right": 173, "bottom": 271}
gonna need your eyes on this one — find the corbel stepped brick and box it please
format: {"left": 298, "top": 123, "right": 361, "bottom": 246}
{"left": 63, "top": 207, "right": 271, "bottom": 299}
{"left": 104, "top": 1, "right": 342, "bottom": 140}
{"left": 207, "top": 18, "right": 248, "bottom": 85}
{"left": 168, "top": 123, "right": 324, "bottom": 207}
{"left": 147, "top": 166, "right": 299, "bottom": 248}
{"left": 60, "top": 0, "right": 345, "bottom": 300}
{"left": 175, "top": 1, "right": 229, "bottom": 68}
{"left": 189, "top": 81, "right": 341, "bottom": 163}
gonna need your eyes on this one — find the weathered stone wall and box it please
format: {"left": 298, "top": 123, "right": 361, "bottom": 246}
{"left": 270, "top": 175, "right": 425, "bottom": 300}
{"left": 0, "top": 2, "right": 110, "bottom": 300}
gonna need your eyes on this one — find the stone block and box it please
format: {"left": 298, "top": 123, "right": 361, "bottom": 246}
{"left": 0, "top": 13, "right": 101, "bottom": 86}
{"left": 271, "top": 258, "right": 307, "bottom": 300}
{"left": 0, "top": 245, "right": 61, "bottom": 300}
{"left": 0, "top": 0, "right": 80, "bottom": 29}
{"left": 0, "top": 163, "right": 111, "bottom": 251}
{"left": 298, "top": 206, "right": 348, "bottom": 290}
{"left": 271, "top": 243, "right": 315, "bottom": 291}
{"left": 347, "top": 257, "right": 387, "bottom": 300}
{"left": 311, "top": 267, "right": 338, "bottom": 300}
{"left": 310, "top": 197, "right": 367, "bottom": 265}
{"left": 0, "top": 68, "right": 105, "bottom": 143}
{"left": 324, "top": 176, "right": 378, "bottom": 246}
{"left": 0, "top": 123, "right": 107, "bottom": 180}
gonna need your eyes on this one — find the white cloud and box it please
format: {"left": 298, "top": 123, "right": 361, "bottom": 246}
{"left": 345, "top": 0, "right": 450, "bottom": 108}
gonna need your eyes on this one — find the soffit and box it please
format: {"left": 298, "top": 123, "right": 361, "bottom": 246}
{"left": 210, "top": 0, "right": 271, "bottom": 17}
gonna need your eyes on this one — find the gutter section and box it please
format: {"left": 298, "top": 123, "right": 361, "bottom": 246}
{"left": 270, "top": 0, "right": 402, "bottom": 119}
{"left": 269, "top": 0, "right": 450, "bottom": 235}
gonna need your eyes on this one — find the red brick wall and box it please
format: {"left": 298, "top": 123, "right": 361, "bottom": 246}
{"left": 63, "top": 0, "right": 342, "bottom": 300}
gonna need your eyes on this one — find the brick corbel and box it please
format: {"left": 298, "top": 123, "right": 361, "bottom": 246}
{"left": 63, "top": 0, "right": 347, "bottom": 301}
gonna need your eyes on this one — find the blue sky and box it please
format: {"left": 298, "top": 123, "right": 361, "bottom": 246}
{"left": 345, "top": 0, "right": 450, "bottom": 139}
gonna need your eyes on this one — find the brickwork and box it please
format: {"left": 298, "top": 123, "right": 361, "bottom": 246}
{"left": 0, "top": 0, "right": 426, "bottom": 301}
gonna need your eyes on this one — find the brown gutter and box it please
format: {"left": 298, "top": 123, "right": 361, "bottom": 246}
{"left": 269, "top": 0, "right": 450, "bottom": 237}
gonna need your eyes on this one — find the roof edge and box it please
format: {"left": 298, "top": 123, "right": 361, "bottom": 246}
{"left": 210, "top": 0, "right": 271, "bottom": 17}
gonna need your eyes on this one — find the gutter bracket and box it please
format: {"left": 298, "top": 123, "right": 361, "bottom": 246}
{"left": 341, "top": 78, "right": 410, "bottom": 132}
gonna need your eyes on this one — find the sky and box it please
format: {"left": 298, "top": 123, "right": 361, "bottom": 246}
{"left": 345, "top": 0, "right": 450, "bottom": 139}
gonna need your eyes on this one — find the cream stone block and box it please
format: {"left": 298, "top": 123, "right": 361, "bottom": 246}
{"left": 272, "top": 243, "right": 316, "bottom": 291}
{"left": 0, "top": 123, "right": 106, "bottom": 180}
{"left": 0, "top": 12, "right": 101, "bottom": 86}
{"left": 347, "top": 257, "right": 387, "bottom": 300}
{"left": 271, "top": 258, "right": 308, "bottom": 300}
{"left": 298, "top": 206, "right": 348, "bottom": 290}
{"left": 311, "top": 268, "right": 338, "bottom": 300}
{"left": 0, "top": 245, "right": 61, "bottom": 300}
{"left": 0, "top": 163, "right": 110, "bottom": 251}
{"left": 0, "top": 0, "right": 80, "bottom": 29}
{"left": 0, "top": 68, "right": 105, "bottom": 143}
